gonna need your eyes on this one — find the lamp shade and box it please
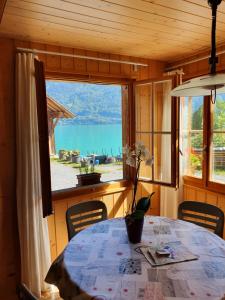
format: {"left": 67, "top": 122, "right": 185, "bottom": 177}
{"left": 170, "top": 73, "right": 225, "bottom": 97}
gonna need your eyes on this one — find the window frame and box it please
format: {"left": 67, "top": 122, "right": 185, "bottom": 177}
{"left": 133, "top": 76, "right": 179, "bottom": 188}
{"left": 45, "top": 72, "right": 135, "bottom": 195}
{"left": 183, "top": 95, "right": 225, "bottom": 194}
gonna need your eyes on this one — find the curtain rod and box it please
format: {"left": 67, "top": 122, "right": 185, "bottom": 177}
{"left": 165, "top": 48, "right": 225, "bottom": 71}
{"left": 16, "top": 47, "right": 148, "bottom": 67}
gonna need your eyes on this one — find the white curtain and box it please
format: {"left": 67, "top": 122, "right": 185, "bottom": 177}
{"left": 160, "top": 81, "right": 184, "bottom": 218}
{"left": 16, "top": 53, "right": 51, "bottom": 297}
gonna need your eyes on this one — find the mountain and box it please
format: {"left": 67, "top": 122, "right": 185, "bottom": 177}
{"left": 46, "top": 81, "right": 122, "bottom": 125}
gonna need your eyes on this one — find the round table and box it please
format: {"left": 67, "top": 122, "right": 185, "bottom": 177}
{"left": 46, "top": 216, "right": 225, "bottom": 300}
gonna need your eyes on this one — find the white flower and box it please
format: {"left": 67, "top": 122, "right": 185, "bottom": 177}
{"left": 122, "top": 145, "right": 131, "bottom": 156}
{"left": 146, "top": 157, "right": 154, "bottom": 166}
{"left": 126, "top": 156, "right": 136, "bottom": 167}
{"left": 123, "top": 142, "right": 152, "bottom": 168}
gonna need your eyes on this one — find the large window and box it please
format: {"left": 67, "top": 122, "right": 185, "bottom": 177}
{"left": 181, "top": 95, "right": 225, "bottom": 190}
{"left": 46, "top": 80, "right": 123, "bottom": 191}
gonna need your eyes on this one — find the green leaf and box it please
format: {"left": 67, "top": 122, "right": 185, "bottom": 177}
{"left": 136, "top": 192, "right": 155, "bottom": 213}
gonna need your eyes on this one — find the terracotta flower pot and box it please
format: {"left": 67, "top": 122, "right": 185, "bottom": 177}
{"left": 125, "top": 215, "right": 144, "bottom": 244}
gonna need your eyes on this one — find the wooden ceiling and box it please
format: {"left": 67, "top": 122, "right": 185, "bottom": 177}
{"left": 1, "top": 0, "right": 225, "bottom": 62}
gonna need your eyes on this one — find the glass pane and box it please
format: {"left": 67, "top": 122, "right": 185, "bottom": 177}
{"left": 153, "top": 80, "right": 172, "bottom": 132}
{"left": 210, "top": 136, "right": 225, "bottom": 183}
{"left": 47, "top": 81, "right": 123, "bottom": 191}
{"left": 181, "top": 96, "right": 203, "bottom": 178}
{"left": 154, "top": 134, "right": 171, "bottom": 183}
{"left": 135, "top": 84, "right": 152, "bottom": 132}
{"left": 139, "top": 133, "right": 152, "bottom": 180}
{"left": 212, "top": 95, "right": 225, "bottom": 131}
{"left": 210, "top": 96, "right": 225, "bottom": 183}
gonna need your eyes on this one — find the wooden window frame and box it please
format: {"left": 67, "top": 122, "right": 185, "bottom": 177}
{"left": 134, "top": 76, "right": 179, "bottom": 188}
{"left": 183, "top": 95, "right": 225, "bottom": 194}
{"left": 45, "top": 72, "right": 135, "bottom": 196}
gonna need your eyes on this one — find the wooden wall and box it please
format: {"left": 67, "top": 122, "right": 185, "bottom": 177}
{"left": 0, "top": 38, "right": 19, "bottom": 300}
{"left": 14, "top": 40, "right": 165, "bottom": 81}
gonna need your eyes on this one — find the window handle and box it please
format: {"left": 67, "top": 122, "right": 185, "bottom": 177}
{"left": 179, "top": 149, "right": 183, "bottom": 156}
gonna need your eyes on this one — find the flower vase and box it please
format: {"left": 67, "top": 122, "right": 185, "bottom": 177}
{"left": 125, "top": 215, "right": 144, "bottom": 244}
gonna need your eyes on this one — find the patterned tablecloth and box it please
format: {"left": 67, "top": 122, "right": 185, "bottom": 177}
{"left": 45, "top": 216, "right": 225, "bottom": 300}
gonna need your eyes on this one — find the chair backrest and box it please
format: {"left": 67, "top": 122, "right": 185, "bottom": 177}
{"left": 17, "top": 283, "right": 37, "bottom": 300}
{"left": 178, "top": 201, "right": 224, "bottom": 237}
{"left": 66, "top": 200, "right": 108, "bottom": 240}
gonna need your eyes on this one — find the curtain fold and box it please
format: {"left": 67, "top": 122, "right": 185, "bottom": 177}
{"left": 16, "top": 52, "right": 51, "bottom": 297}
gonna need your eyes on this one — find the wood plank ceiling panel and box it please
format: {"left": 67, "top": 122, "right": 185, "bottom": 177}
{"left": 1, "top": 0, "right": 225, "bottom": 62}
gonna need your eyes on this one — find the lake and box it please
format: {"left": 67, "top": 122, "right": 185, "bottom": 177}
{"left": 55, "top": 124, "right": 122, "bottom": 156}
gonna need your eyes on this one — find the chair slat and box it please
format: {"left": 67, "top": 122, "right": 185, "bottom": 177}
{"left": 178, "top": 201, "right": 224, "bottom": 238}
{"left": 70, "top": 210, "right": 104, "bottom": 223}
{"left": 66, "top": 201, "right": 107, "bottom": 240}
{"left": 182, "top": 212, "right": 218, "bottom": 224}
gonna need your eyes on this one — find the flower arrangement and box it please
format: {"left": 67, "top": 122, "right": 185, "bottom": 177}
{"left": 123, "top": 141, "right": 154, "bottom": 217}
{"left": 123, "top": 141, "right": 154, "bottom": 243}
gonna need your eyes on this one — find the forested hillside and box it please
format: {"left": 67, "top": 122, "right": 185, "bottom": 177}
{"left": 46, "top": 81, "right": 122, "bottom": 125}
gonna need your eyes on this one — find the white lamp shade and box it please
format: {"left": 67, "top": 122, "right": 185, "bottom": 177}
{"left": 171, "top": 73, "right": 225, "bottom": 97}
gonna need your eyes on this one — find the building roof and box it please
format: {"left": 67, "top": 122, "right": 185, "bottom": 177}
{"left": 47, "top": 96, "right": 75, "bottom": 119}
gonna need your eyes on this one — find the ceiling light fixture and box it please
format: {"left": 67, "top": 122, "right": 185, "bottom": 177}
{"left": 171, "top": 0, "right": 225, "bottom": 103}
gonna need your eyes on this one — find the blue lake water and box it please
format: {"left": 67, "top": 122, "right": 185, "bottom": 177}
{"left": 55, "top": 124, "right": 122, "bottom": 156}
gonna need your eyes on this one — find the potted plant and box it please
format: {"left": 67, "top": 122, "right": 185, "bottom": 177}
{"left": 71, "top": 150, "right": 81, "bottom": 163}
{"left": 58, "top": 149, "right": 67, "bottom": 160}
{"left": 123, "top": 142, "right": 154, "bottom": 243}
{"left": 76, "top": 160, "right": 101, "bottom": 186}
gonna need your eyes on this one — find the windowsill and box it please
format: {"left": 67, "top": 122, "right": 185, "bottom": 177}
{"left": 52, "top": 179, "right": 132, "bottom": 201}
{"left": 183, "top": 175, "right": 225, "bottom": 195}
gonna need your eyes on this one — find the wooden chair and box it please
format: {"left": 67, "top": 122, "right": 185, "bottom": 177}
{"left": 17, "top": 283, "right": 37, "bottom": 300}
{"left": 178, "top": 201, "right": 224, "bottom": 238}
{"left": 66, "top": 200, "right": 108, "bottom": 240}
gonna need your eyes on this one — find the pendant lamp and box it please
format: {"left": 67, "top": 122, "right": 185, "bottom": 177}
{"left": 171, "top": 0, "right": 225, "bottom": 103}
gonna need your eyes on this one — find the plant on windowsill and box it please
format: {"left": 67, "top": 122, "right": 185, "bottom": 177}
{"left": 71, "top": 150, "right": 81, "bottom": 163}
{"left": 76, "top": 160, "right": 102, "bottom": 187}
{"left": 123, "top": 142, "right": 155, "bottom": 243}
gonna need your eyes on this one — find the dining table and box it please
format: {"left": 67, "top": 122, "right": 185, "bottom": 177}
{"left": 45, "top": 216, "right": 225, "bottom": 300}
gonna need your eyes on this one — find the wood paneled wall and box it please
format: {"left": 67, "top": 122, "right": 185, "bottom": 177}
{"left": 0, "top": 38, "right": 19, "bottom": 300}
{"left": 14, "top": 40, "right": 165, "bottom": 81}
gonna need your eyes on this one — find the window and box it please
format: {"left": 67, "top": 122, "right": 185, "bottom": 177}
{"left": 181, "top": 94, "right": 225, "bottom": 190}
{"left": 135, "top": 78, "right": 179, "bottom": 187}
{"left": 46, "top": 80, "right": 123, "bottom": 191}
{"left": 181, "top": 96, "right": 204, "bottom": 178}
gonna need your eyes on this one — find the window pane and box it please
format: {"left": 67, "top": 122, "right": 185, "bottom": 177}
{"left": 154, "top": 134, "right": 171, "bottom": 183}
{"left": 47, "top": 81, "right": 123, "bottom": 191}
{"left": 135, "top": 84, "right": 152, "bottom": 132}
{"left": 181, "top": 96, "right": 203, "bottom": 178}
{"left": 210, "top": 95, "right": 225, "bottom": 183}
{"left": 153, "top": 80, "right": 172, "bottom": 132}
{"left": 138, "top": 133, "right": 152, "bottom": 180}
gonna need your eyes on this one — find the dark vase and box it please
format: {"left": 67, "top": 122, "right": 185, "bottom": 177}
{"left": 125, "top": 216, "right": 144, "bottom": 244}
